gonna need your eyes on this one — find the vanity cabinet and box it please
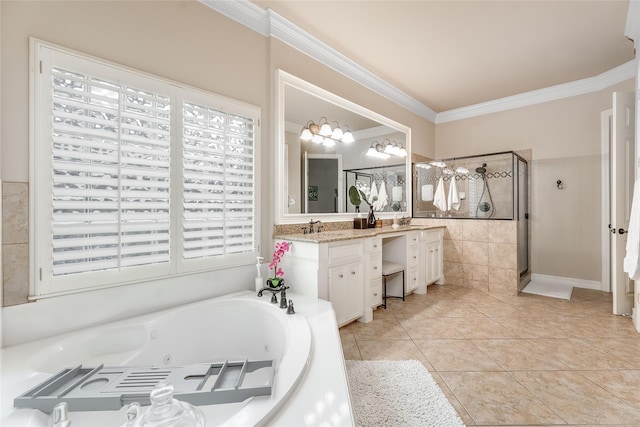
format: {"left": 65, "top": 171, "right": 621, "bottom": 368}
{"left": 421, "top": 229, "right": 444, "bottom": 288}
{"left": 327, "top": 243, "right": 365, "bottom": 325}
{"left": 275, "top": 226, "right": 444, "bottom": 326}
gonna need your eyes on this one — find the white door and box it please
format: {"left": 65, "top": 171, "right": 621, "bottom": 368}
{"left": 611, "top": 92, "right": 635, "bottom": 316}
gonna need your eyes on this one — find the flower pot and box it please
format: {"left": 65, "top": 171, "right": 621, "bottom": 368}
{"left": 267, "top": 278, "right": 284, "bottom": 288}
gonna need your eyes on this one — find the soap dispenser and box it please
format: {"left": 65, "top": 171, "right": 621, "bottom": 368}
{"left": 255, "top": 256, "right": 264, "bottom": 292}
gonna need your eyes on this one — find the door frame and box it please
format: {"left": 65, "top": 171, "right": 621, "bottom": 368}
{"left": 601, "top": 108, "right": 612, "bottom": 293}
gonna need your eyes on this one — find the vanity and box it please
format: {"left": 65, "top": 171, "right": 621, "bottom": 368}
{"left": 272, "top": 69, "right": 442, "bottom": 325}
{"left": 274, "top": 226, "right": 444, "bottom": 326}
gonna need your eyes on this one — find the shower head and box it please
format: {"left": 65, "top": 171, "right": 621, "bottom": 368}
{"left": 475, "top": 163, "right": 487, "bottom": 174}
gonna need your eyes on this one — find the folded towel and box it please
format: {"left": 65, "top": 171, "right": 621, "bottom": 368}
{"left": 433, "top": 177, "right": 447, "bottom": 212}
{"left": 447, "top": 178, "right": 461, "bottom": 211}
{"left": 421, "top": 184, "right": 434, "bottom": 202}
{"left": 375, "top": 182, "right": 388, "bottom": 211}
{"left": 392, "top": 186, "right": 403, "bottom": 202}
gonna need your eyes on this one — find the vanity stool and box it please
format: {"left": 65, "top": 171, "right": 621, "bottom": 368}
{"left": 381, "top": 261, "right": 405, "bottom": 309}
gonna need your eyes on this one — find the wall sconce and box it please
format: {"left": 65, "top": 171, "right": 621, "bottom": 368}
{"left": 300, "top": 118, "right": 354, "bottom": 144}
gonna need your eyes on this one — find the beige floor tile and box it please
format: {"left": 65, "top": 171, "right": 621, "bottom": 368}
{"left": 343, "top": 284, "right": 640, "bottom": 426}
{"left": 471, "top": 338, "right": 570, "bottom": 371}
{"left": 356, "top": 339, "right": 425, "bottom": 360}
{"left": 430, "top": 371, "right": 476, "bottom": 426}
{"left": 448, "top": 317, "right": 519, "bottom": 339}
{"left": 439, "top": 371, "right": 565, "bottom": 425}
{"left": 351, "top": 318, "right": 410, "bottom": 341}
{"left": 578, "top": 369, "right": 640, "bottom": 408}
{"left": 511, "top": 370, "right": 640, "bottom": 424}
{"left": 528, "top": 338, "right": 632, "bottom": 370}
{"left": 413, "top": 339, "right": 503, "bottom": 372}
{"left": 399, "top": 317, "right": 466, "bottom": 339}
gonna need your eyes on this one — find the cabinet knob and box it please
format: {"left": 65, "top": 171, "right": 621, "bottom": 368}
{"left": 374, "top": 244, "right": 378, "bottom": 248}
{"left": 374, "top": 266, "right": 378, "bottom": 270}
{"left": 413, "top": 256, "right": 417, "bottom": 259}
{"left": 339, "top": 274, "right": 344, "bottom": 278}
{"left": 351, "top": 271, "right": 356, "bottom": 275}
{"left": 374, "top": 293, "right": 378, "bottom": 296}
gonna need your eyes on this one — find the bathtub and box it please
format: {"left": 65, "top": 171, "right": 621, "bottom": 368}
{"left": 1, "top": 291, "right": 353, "bottom": 426}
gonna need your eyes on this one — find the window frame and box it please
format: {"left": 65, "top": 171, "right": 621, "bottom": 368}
{"left": 29, "top": 39, "right": 260, "bottom": 299}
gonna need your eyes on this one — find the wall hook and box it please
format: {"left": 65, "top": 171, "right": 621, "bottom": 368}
{"left": 556, "top": 180, "right": 564, "bottom": 190}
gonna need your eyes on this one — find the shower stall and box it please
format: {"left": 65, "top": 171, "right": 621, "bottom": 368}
{"left": 413, "top": 151, "right": 529, "bottom": 277}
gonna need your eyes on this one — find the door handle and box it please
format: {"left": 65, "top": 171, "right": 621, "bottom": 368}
{"left": 618, "top": 228, "right": 628, "bottom": 235}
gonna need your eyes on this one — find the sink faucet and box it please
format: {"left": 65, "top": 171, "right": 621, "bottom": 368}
{"left": 309, "top": 219, "right": 321, "bottom": 233}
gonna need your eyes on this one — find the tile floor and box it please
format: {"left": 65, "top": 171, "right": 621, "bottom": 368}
{"left": 339, "top": 284, "right": 640, "bottom": 426}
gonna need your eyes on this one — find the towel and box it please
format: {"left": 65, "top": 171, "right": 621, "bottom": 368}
{"left": 433, "top": 177, "right": 447, "bottom": 212}
{"left": 392, "top": 186, "right": 403, "bottom": 202}
{"left": 447, "top": 178, "right": 461, "bottom": 211}
{"left": 375, "top": 182, "right": 388, "bottom": 211}
{"left": 624, "top": 179, "right": 640, "bottom": 279}
{"left": 421, "top": 184, "right": 434, "bottom": 202}
{"left": 370, "top": 181, "right": 378, "bottom": 205}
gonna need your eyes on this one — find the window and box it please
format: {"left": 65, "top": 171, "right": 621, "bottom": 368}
{"left": 32, "top": 41, "right": 259, "bottom": 297}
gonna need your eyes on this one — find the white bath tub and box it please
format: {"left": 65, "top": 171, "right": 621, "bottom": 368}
{"left": 0, "top": 291, "right": 352, "bottom": 426}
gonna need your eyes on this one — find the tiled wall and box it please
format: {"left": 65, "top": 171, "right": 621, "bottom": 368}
{"left": 414, "top": 218, "right": 520, "bottom": 295}
{"left": 2, "top": 182, "right": 29, "bottom": 306}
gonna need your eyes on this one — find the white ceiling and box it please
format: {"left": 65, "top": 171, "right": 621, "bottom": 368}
{"left": 253, "top": 0, "right": 635, "bottom": 113}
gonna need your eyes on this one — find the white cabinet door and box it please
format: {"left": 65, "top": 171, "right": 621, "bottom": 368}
{"left": 329, "top": 261, "right": 364, "bottom": 325}
{"left": 426, "top": 240, "right": 443, "bottom": 284}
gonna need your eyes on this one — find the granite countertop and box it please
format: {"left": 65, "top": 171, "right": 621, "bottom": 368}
{"left": 273, "top": 224, "right": 445, "bottom": 243}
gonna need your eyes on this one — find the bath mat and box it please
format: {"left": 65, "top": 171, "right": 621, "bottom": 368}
{"left": 522, "top": 279, "right": 573, "bottom": 300}
{"left": 345, "top": 360, "right": 465, "bottom": 427}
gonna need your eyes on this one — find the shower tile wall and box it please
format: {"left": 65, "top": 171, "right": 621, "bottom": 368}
{"left": 414, "top": 218, "right": 519, "bottom": 295}
{"left": 2, "top": 182, "right": 30, "bottom": 306}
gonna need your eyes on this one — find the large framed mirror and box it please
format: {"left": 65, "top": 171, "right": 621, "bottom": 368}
{"left": 275, "top": 70, "right": 412, "bottom": 224}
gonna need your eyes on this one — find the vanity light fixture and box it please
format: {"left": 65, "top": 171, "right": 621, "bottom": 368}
{"left": 367, "top": 139, "right": 407, "bottom": 159}
{"left": 341, "top": 126, "right": 355, "bottom": 143}
{"left": 318, "top": 117, "right": 332, "bottom": 136}
{"left": 455, "top": 166, "right": 469, "bottom": 174}
{"left": 366, "top": 141, "right": 391, "bottom": 159}
{"left": 300, "top": 118, "right": 355, "bottom": 144}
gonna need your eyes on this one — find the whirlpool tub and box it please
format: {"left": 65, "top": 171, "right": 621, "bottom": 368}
{"left": 1, "top": 291, "right": 354, "bottom": 426}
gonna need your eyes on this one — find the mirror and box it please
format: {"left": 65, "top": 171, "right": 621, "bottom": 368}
{"left": 275, "top": 70, "right": 412, "bottom": 224}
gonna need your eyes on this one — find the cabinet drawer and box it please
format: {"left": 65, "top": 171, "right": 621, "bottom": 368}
{"left": 329, "top": 243, "right": 363, "bottom": 265}
{"left": 408, "top": 245, "right": 419, "bottom": 267}
{"left": 424, "top": 229, "right": 443, "bottom": 243}
{"left": 407, "top": 265, "right": 419, "bottom": 292}
{"left": 369, "top": 253, "right": 382, "bottom": 277}
{"left": 364, "top": 237, "right": 382, "bottom": 253}
{"left": 408, "top": 233, "right": 420, "bottom": 245}
{"left": 369, "top": 277, "right": 383, "bottom": 307}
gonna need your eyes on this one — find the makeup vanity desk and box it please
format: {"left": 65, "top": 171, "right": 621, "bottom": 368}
{"left": 274, "top": 225, "right": 445, "bottom": 326}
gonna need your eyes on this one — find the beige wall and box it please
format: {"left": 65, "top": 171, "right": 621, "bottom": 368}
{"left": 0, "top": 1, "right": 435, "bottom": 306}
{"left": 435, "top": 79, "right": 635, "bottom": 282}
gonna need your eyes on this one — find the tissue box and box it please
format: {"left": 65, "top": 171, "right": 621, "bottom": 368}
{"left": 353, "top": 218, "right": 368, "bottom": 229}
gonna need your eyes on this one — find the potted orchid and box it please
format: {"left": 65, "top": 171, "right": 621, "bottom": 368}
{"left": 268, "top": 241, "right": 291, "bottom": 288}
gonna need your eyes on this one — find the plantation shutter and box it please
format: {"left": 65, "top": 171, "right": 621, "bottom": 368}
{"left": 182, "top": 101, "right": 256, "bottom": 259}
{"left": 51, "top": 67, "right": 171, "bottom": 276}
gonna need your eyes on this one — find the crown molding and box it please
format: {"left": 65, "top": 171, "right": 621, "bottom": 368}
{"left": 435, "top": 60, "right": 636, "bottom": 124}
{"left": 202, "top": 0, "right": 636, "bottom": 125}
{"left": 199, "top": 0, "right": 270, "bottom": 36}
{"left": 200, "top": 0, "right": 437, "bottom": 123}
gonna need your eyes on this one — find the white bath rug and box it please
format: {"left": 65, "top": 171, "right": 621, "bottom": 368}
{"left": 345, "top": 360, "right": 465, "bottom": 427}
{"left": 522, "top": 278, "right": 573, "bottom": 300}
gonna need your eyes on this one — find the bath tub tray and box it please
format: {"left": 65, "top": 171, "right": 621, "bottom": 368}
{"left": 14, "top": 359, "right": 275, "bottom": 413}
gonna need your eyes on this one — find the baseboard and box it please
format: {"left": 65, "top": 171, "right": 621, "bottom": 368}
{"left": 530, "top": 273, "right": 603, "bottom": 291}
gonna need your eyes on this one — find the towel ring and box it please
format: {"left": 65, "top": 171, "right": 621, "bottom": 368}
{"left": 556, "top": 180, "right": 564, "bottom": 190}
